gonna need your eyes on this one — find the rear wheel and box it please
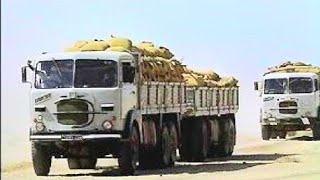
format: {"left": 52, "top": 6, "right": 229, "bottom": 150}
{"left": 160, "top": 125, "right": 171, "bottom": 167}
{"left": 227, "top": 119, "right": 236, "bottom": 156}
{"left": 80, "top": 158, "right": 97, "bottom": 169}
{"left": 67, "top": 158, "right": 81, "bottom": 169}
{"left": 168, "top": 123, "right": 178, "bottom": 166}
{"left": 180, "top": 120, "right": 193, "bottom": 161}
{"left": 261, "top": 125, "right": 271, "bottom": 140}
{"left": 312, "top": 121, "right": 320, "bottom": 140}
{"left": 118, "top": 125, "right": 140, "bottom": 175}
{"left": 278, "top": 131, "right": 287, "bottom": 139}
{"left": 192, "top": 119, "right": 208, "bottom": 161}
{"left": 32, "top": 142, "right": 52, "bottom": 176}
{"left": 216, "top": 119, "right": 231, "bottom": 157}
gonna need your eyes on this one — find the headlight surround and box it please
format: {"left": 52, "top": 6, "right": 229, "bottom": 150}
{"left": 102, "top": 120, "right": 113, "bottom": 130}
{"left": 35, "top": 122, "right": 45, "bottom": 132}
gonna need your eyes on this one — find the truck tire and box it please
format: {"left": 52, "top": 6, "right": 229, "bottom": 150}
{"left": 80, "top": 158, "right": 97, "bottom": 169}
{"left": 139, "top": 149, "right": 156, "bottom": 170}
{"left": 180, "top": 120, "right": 193, "bottom": 161}
{"left": 118, "top": 125, "right": 140, "bottom": 175}
{"left": 227, "top": 119, "right": 236, "bottom": 156}
{"left": 278, "top": 131, "right": 287, "bottom": 139}
{"left": 215, "top": 118, "right": 234, "bottom": 157}
{"left": 215, "top": 119, "right": 229, "bottom": 157}
{"left": 261, "top": 125, "right": 271, "bottom": 140}
{"left": 168, "top": 122, "right": 178, "bottom": 166}
{"left": 191, "top": 119, "right": 208, "bottom": 161}
{"left": 312, "top": 121, "right": 320, "bottom": 140}
{"left": 68, "top": 158, "right": 97, "bottom": 169}
{"left": 32, "top": 142, "right": 52, "bottom": 176}
{"left": 67, "top": 158, "right": 81, "bottom": 169}
{"left": 207, "top": 119, "right": 220, "bottom": 158}
{"left": 159, "top": 125, "right": 171, "bottom": 167}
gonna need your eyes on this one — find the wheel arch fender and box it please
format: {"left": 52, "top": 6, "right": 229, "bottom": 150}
{"left": 122, "top": 109, "right": 143, "bottom": 143}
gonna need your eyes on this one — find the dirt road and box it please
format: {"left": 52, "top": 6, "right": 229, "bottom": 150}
{"left": 2, "top": 132, "right": 320, "bottom": 180}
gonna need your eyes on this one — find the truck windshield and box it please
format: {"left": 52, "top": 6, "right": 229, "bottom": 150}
{"left": 35, "top": 60, "right": 73, "bottom": 89}
{"left": 264, "top": 78, "right": 288, "bottom": 94}
{"left": 74, "top": 60, "right": 117, "bottom": 88}
{"left": 289, "top": 77, "right": 313, "bottom": 93}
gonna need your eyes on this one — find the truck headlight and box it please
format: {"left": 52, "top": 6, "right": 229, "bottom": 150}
{"left": 35, "top": 122, "right": 45, "bottom": 132}
{"left": 102, "top": 120, "right": 113, "bottom": 130}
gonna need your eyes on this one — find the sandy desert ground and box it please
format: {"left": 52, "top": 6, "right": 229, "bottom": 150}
{"left": 2, "top": 131, "right": 320, "bottom": 180}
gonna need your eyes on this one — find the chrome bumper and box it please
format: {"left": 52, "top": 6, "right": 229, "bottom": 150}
{"left": 30, "top": 134, "right": 122, "bottom": 142}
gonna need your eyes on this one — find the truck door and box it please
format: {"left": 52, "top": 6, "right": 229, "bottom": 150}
{"left": 120, "top": 60, "right": 137, "bottom": 119}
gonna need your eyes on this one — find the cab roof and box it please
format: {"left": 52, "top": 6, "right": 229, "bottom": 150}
{"left": 263, "top": 72, "right": 318, "bottom": 79}
{"left": 30, "top": 51, "right": 134, "bottom": 63}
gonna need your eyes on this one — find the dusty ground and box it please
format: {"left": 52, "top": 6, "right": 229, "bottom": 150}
{"left": 2, "top": 131, "right": 320, "bottom": 180}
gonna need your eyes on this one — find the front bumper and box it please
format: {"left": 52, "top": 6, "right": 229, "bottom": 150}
{"left": 261, "top": 117, "right": 314, "bottom": 126}
{"left": 30, "top": 133, "right": 122, "bottom": 142}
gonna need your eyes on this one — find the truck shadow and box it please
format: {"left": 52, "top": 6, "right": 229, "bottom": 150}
{"left": 51, "top": 153, "right": 293, "bottom": 177}
{"left": 287, "top": 136, "right": 314, "bottom": 141}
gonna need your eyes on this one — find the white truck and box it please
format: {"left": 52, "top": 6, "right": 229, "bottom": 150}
{"left": 255, "top": 63, "right": 320, "bottom": 140}
{"left": 22, "top": 50, "right": 239, "bottom": 176}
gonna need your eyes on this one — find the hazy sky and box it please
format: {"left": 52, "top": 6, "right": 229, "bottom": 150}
{"left": 2, "top": 0, "right": 320, "bottom": 139}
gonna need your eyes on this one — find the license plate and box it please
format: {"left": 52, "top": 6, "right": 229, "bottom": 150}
{"left": 270, "top": 122, "right": 277, "bottom": 125}
{"left": 61, "top": 135, "right": 83, "bottom": 141}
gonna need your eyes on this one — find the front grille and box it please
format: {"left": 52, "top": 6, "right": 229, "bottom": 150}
{"left": 279, "top": 101, "right": 297, "bottom": 107}
{"left": 57, "top": 100, "right": 89, "bottom": 125}
{"left": 279, "top": 101, "right": 298, "bottom": 114}
{"left": 279, "top": 109, "right": 298, "bottom": 114}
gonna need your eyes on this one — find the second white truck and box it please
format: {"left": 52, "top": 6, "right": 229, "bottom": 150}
{"left": 255, "top": 61, "right": 320, "bottom": 140}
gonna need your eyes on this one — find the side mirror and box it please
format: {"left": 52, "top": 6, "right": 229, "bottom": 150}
{"left": 254, "top": 81, "right": 259, "bottom": 91}
{"left": 22, "top": 66, "right": 27, "bottom": 83}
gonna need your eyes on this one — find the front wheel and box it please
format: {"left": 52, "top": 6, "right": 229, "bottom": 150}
{"left": 278, "top": 131, "right": 287, "bottom": 139}
{"left": 32, "top": 142, "right": 52, "bottom": 176}
{"left": 261, "top": 125, "right": 271, "bottom": 140}
{"left": 118, "top": 125, "right": 140, "bottom": 175}
{"left": 312, "top": 121, "right": 320, "bottom": 140}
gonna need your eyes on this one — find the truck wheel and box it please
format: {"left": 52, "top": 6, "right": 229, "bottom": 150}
{"left": 215, "top": 119, "right": 231, "bottom": 157}
{"left": 160, "top": 125, "right": 171, "bottom": 167}
{"left": 118, "top": 125, "right": 140, "bottom": 175}
{"left": 168, "top": 122, "right": 178, "bottom": 166}
{"left": 139, "top": 149, "right": 155, "bottom": 170}
{"left": 261, "top": 125, "right": 271, "bottom": 140}
{"left": 278, "top": 131, "right": 287, "bottom": 139}
{"left": 32, "top": 142, "right": 52, "bottom": 176}
{"left": 180, "top": 119, "right": 193, "bottom": 161}
{"left": 227, "top": 119, "right": 236, "bottom": 156}
{"left": 312, "top": 121, "right": 320, "bottom": 140}
{"left": 67, "top": 158, "right": 81, "bottom": 169}
{"left": 80, "top": 158, "right": 97, "bottom": 169}
{"left": 192, "top": 119, "right": 208, "bottom": 161}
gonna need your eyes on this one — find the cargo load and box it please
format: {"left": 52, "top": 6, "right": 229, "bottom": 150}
{"left": 65, "top": 37, "right": 238, "bottom": 87}
{"left": 265, "top": 61, "right": 320, "bottom": 75}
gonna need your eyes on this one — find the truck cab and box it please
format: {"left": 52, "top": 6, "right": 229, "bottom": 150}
{"left": 255, "top": 72, "right": 320, "bottom": 140}
{"left": 22, "top": 51, "right": 140, "bottom": 175}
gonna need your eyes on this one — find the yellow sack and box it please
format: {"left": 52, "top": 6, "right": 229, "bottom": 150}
{"left": 80, "top": 41, "right": 109, "bottom": 51}
{"left": 74, "top": 40, "right": 89, "bottom": 48}
{"left": 218, "top": 77, "right": 238, "bottom": 87}
{"left": 158, "top": 46, "right": 174, "bottom": 59}
{"left": 205, "top": 80, "right": 219, "bottom": 87}
{"left": 109, "top": 37, "right": 132, "bottom": 49}
{"left": 65, "top": 47, "right": 81, "bottom": 52}
{"left": 107, "top": 46, "right": 130, "bottom": 52}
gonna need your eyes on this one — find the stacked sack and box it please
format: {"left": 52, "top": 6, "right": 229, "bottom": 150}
{"left": 64, "top": 36, "right": 238, "bottom": 87}
{"left": 266, "top": 61, "right": 320, "bottom": 75}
